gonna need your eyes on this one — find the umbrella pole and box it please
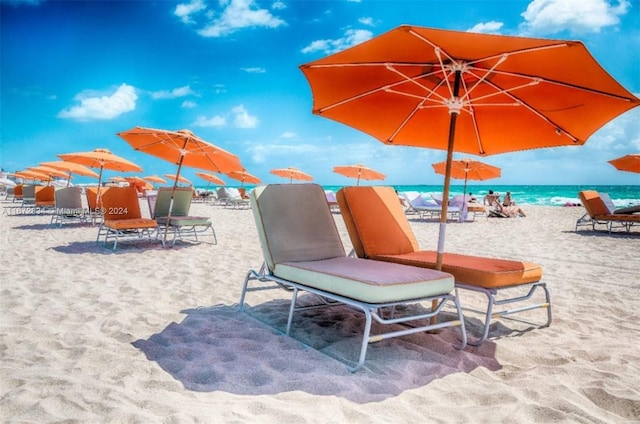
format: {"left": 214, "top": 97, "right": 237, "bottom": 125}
{"left": 163, "top": 146, "right": 187, "bottom": 245}
{"left": 431, "top": 71, "right": 461, "bottom": 325}
{"left": 96, "top": 165, "right": 104, "bottom": 211}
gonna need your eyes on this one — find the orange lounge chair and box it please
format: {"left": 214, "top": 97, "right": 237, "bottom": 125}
{"left": 576, "top": 190, "right": 640, "bottom": 233}
{"left": 86, "top": 186, "right": 110, "bottom": 225}
{"left": 96, "top": 187, "right": 160, "bottom": 250}
{"left": 35, "top": 186, "right": 56, "bottom": 210}
{"left": 13, "top": 185, "right": 23, "bottom": 203}
{"left": 337, "top": 186, "right": 551, "bottom": 345}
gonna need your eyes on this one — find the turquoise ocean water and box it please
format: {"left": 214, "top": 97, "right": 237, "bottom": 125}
{"left": 196, "top": 184, "right": 640, "bottom": 207}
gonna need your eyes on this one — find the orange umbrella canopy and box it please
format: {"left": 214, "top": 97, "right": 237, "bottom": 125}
{"left": 227, "top": 170, "right": 261, "bottom": 185}
{"left": 270, "top": 167, "right": 313, "bottom": 182}
{"left": 164, "top": 173, "right": 192, "bottom": 185}
{"left": 117, "top": 127, "right": 243, "bottom": 174}
{"left": 58, "top": 148, "right": 142, "bottom": 173}
{"left": 300, "top": 24, "right": 639, "bottom": 269}
{"left": 195, "top": 172, "right": 226, "bottom": 186}
{"left": 608, "top": 154, "right": 640, "bottom": 174}
{"left": 27, "top": 165, "right": 71, "bottom": 179}
{"left": 14, "top": 170, "right": 52, "bottom": 182}
{"left": 432, "top": 159, "right": 501, "bottom": 181}
{"left": 333, "top": 164, "right": 385, "bottom": 185}
{"left": 40, "top": 161, "right": 100, "bottom": 178}
{"left": 143, "top": 175, "right": 167, "bottom": 184}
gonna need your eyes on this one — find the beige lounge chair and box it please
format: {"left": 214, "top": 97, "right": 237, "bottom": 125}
{"left": 96, "top": 187, "right": 160, "bottom": 250}
{"left": 240, "top": 183, "right": 467, "bottom": 372}
{"left": 152, "top": 187, "right": 216, "bottom": 246}
{"left": 576, "top": 190, "right": 640, "bottom": 233}
{"left": 337, "top": 186, "right": 551, "bottom": 345}
{"left": 50, "top": 187, "right": 88, "bottom": 227}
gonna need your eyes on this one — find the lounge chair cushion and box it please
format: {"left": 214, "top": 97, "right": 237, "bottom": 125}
{"left": 338, "top": 186, "right": 543, "bottom": 289}
{"left": 104, "top": 218, "right": 158, "bottom": 230}
{"left": 371, "top": 251, "right": 542, "bottom": 289}
{"left": 157, "top": 216, "right": 211, "bottom": 226}
{"left": 252, "top": 185, "right": 346, "bottom": 271}
{"left": 274, "top": 257, "right": 454, "bottom": 304}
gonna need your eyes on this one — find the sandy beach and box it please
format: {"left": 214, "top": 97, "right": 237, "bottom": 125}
{"left": 1, "top": 195, "right": 639, "bottom": 423}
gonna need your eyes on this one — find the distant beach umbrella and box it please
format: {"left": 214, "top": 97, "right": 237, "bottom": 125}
{"left": 270, "top": 167, "right": 313, "bottom": 183}
{"left": 333, "top": 164, "right": 385, "bottom": 186}
{"left": 300, "top": 24, "right": 639, "bottom": 273}
{"left": 14, "top": 170, "right": 52, "bottom": 183}
{"left": 432, "top": 158, "right": 501, "bottom": 201}
{"left": 0, "top": 177, "right": 16, "bottom": 188}
{"left": 608, "top": 154, "right": 640, "bottom": 174}
{"left": 58, "top": 148, "right": 142, "bottom": 208}
{"left": 164, "top": 173, "right": 192, "bottom": 186}
{"left": 117, "top": 126, "right": 243, "bottom": 244}
{"left": 27, "top": 165, "right": 71, "bottom": 180}
{"left": 40, "top": 160, "right": 100, "bottom": 187}
{"left": 195, "top": 172, "right": 226, "bottom": 186}
{"left": 227, "top": 170, "right": 261, "bottom": 187}
{"left": 143, "top": 175, "right": 167, "bottom": 185}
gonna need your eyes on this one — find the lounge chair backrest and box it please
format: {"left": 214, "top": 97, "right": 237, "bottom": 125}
{"left": 86, "top": 186, "right": 110, "bottom": 210}
{"left": 14, "top": 185, "right": 23, "bottom": 198}
{"left": 598, "top": 192, "right": 617, "bottom": 214}
{"left": 35, "top": 186, "right": 55, "bottom": 204}
{"left": 154, "top": 187, "right": 193, "bottom": 218}
{"left": 55, "top": 187, "right": 83, "bottom": 209}
{"left": 579, "top": 190, "right": 610, "bottom": 217}
{"left": 337, "top": 186, "right": 420, "bottom": 258}
{"left": 250, "top": 184, "right": 346, "bottom": 272}
{"left": 22, "top": 185, "right": 36, "bottom": 202}
{"left": 216, "top": 187, "right": 229, "bottom": 200}
{"left": 100, "top": 187, "right": 142, "bottom": 220}
{"left": 226, "top": 187, "right": 242, "bottom": 200}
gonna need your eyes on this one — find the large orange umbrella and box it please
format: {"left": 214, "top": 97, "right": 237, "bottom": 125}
{"left": 432, "top": 158, "right": 501, "bottom": 201}
{"left": 58, "top": 148, "right": 142, "bottom": 207}
{"left": 608, "top": 154, "right": 640, "bottom": 174}
{"left": 27, "top": 165, "right": 70, "bottom": 180}
{"left": 195, "top": 172, "right": 226, "bottom": 186}
{"left": 270, "top": 167, "right": 313, "bottom": 183}
{"left": 300, "top": 24, "right": 639, "bottom": 270}
{"left": 333, "top": 164, "right": 385, "bottom": 185}
{"left": 227, "top": 170, "right": 261, "bottom": 187}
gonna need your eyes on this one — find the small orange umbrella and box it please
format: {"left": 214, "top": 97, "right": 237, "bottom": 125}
{"left": 14, "top": 170, "right": 52, "bottom": 183}
{"left": 608, "top": 154, "right": 640, "bottom": 174}
{"left": 195, "top": 172, "right": 226, "bottom": 186}
{"left": 227, "top": 170, "right": 261, "bottom": 187}
{"left": 270, "top": 167, "right": 313, "bottom": 183}
{"left": 27, "top": 165, "right": 71, "bottom": 180}
{"left": 164, "top": 173, "right": 192, "bottom": 186}
{"left": 432, "top": 158, "right": 501, "bottom": 201}
{"left": 333, "top": 164, "right": 385, "bottom": 185}
{"left": 109, "top": 176, "right": 127, "bottom": 183}
{"left": 143, "top": 175, "right": 167, "bottom": 184}
{"left": 58, "top": 148, "right": 142, "bottom": 207}
{"left": 40, "top": 160, "right": 100, "bottom": 187}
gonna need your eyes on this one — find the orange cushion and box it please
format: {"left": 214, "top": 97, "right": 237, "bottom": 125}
{"left": 104, "top": 218, "right": 158, "bottom": 230}
{"left": 339, "top": 186, "right": 419, "bottom": 256}
{"left": 373, "top": 251, "right": 543, "bottom": 288}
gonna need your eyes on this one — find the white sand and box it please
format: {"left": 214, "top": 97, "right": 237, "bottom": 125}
{"left": 1, "top": 196, "right": 639, "bottom": 423}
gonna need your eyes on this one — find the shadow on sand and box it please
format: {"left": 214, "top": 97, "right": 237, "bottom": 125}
{"left": 133, "top": 299, "right": 502, "bottom": 403}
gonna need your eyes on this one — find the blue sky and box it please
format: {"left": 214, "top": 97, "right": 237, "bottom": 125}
{"left": 1, "top": 0, "right": 639, "bottom": 186}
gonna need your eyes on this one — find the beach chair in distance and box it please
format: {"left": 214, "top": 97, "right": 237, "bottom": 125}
{"left": 35, "top": 186, "right": 56, "bottom": 212}
{"left": 50, "top": 187, "right": 88, "bottom": 227}
{"left": 13, "top": 185, "right": 23, "bottom": 203}
{"left": 152, "top": 187, "right": 216, "bottom": 246}
{"left": 576, "top": 190, "right": 640, "bottom": 233}
{"left": 337, "top": 186, "right": 551, "bottom": 345}
{"left": 96, "top": 186, "right": 160, "bottom": 250}
{"left": 240, "top": 183, "right": 466, "bottom": 372}
{"left": 86, "top": 186, "right": 110, "bottom": 225}
{"left": 21, "top": 185, "right": 36, "bottom": 207}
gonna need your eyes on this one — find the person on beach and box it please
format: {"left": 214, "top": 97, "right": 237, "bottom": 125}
{"left": 483, "top": 190, "right": 499, "bottom": 206}
{"left": 468, "top": 192, "right": 477, "bottom": 202}
{"left": 503, "top": 191, "right": 515, "bottom": 207}
{"left": 495, "top": 200, "right": 527, "bottom": 217}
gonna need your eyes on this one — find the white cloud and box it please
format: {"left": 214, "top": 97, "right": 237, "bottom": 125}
{"left": 242, "top": 67, "right": 266, "bottom": 73}
{"left": 151, "top": 85, "right": 196, "bottom": 99}
{"left": 520, "top": 0, "right": 630, "bottom": 35}
{"left": 181, "top": 100, "right": 197, "bottom": 108}
{"left": 280, "top": 131, "right": 297, "bottom": 139}
{"left": 302, "top": 28, "right": 373, "bottom": 54}
{"left": 213, "top": 84, "right": 227, "bottom": 94}
{"left": 193, "top": 115, "right": 226, "bottom": 127}
{"left": 467, "top": 21, "right": 504, "bottom": 34}
{"left": 197, "top": 0, "right": 286, "bottom": 38}
{"left": 57, "top": 84, "right": 137, "bottom": 121}
{"left": 232, "top": 104, "right": 259, "bottom": 128}
{"left": 247, "top": 143, "right": 320, "bottom": 163}
{"left": 272, "top": 1, "right": 286, "bottom": 10}
{"left": 174, "top": 0, "right": 207, "bottom": 24}
{"left": 358, "top": 17, "right": 374, "bottom": 27}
